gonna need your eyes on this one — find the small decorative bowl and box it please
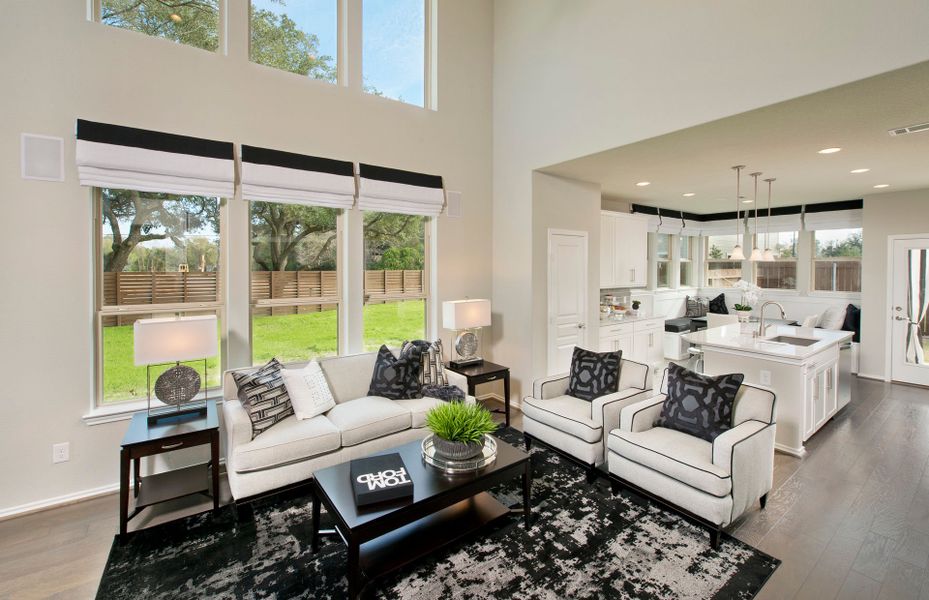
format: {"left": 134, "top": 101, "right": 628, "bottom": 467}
{"left": 432, "top": 436, "right": 485, "bottom": 460}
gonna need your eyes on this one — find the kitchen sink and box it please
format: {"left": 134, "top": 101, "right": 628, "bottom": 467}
{"left": 763, "top": 335, "right": 818, "bottom": 347}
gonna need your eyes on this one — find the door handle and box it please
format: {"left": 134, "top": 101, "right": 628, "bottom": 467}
{"left": 894, "top": 316, "right": 908, "bottom": 321}
{"left": 577, "top": 323, "right": 586, "bottom": 329}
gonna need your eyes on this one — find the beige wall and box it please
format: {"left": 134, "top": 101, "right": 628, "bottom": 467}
{"left": 0, "top": 0, "right": 493, "bottom": 513}
{"left": 531, "top": 173, "right": 602, "bottom": 381}
{"left": 860, "top": 188, "right": 929, "bottom": 379}
{"left": 492, "top": 0, "right": 929, "bottom": 398}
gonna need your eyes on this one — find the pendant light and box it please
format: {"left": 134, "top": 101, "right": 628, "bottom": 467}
{"left": 730, "top": 165, "right": 746, "bottom": 260}
{"left": 749, "top": 172, "right": 764, "bottom": 261}
{"left": 763, "top": 178, "right": 776, "bottom": 261}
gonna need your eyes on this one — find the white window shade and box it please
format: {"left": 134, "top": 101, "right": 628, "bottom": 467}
{"left": 756, "top": 213, "right": 802, "bottom": 233}
{"left": 646, "top": 215, "right": 682, "bottom": 235}
{"left": 240, "top": 145, "right": 355, "bottom": 209}
{"left": 804, "top": 208, "right": 862, "bottom": 230}
{"left": 698, "top": 219, "right": 741, "bottom": 236}
{"left": 358, "top": 163, "right": 445, "bottom": 216}
{"left": 76, "top": 119, "right": 234, "bottom": 197}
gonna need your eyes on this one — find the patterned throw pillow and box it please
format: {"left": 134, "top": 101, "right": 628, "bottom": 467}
{"left": 708, "top": 293, "right": 728, "bottom": 315}
{"left": 279, "top": 361, "right": 336, "bottom": 420}
{"left": 421, "top": 384, "right": 466, "bottom": 402}
{"left": 368, "top": 345, "right": 424, "bottom": 400}
{"left": 565, "top": 347, "right": 622, "bottom": 401}
{"left": 657, "top": 363, "right": 744, "bottom": 442}
{"left": 400, "top": 339, "right": 447, "bottom": 386}
{"left": 232, "top": 359, "right": 294, "bottom": 439}
{"left": 685, "top": 296, "right": 708, "bottom": 318}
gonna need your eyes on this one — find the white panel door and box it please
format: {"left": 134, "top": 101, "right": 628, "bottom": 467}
{"left": 548, "top": 230, "right": 589, "bottom": 375}
{"left": 891, "top": 237, "right": 929, "bottom": 386}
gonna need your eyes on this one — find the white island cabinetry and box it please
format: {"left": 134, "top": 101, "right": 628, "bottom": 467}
{"left": 683, "top": 324, "right": 852, "bottom": 457}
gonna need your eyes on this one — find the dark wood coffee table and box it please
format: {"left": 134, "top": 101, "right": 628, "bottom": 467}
{"left": 310, "top": 436, "right": 531, "bottom": 599}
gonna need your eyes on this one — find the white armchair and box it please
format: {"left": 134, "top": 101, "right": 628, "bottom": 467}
{"left": 607, "top": 368, "right": 776, "bottom": 548}
{"left": 521, "top": 359, "right": 652, "bottom": 479}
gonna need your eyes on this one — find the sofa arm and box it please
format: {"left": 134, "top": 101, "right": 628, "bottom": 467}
{"left": 592, "top": 387, "right": 655, "bottom": 433}
{"left": 445, "top": 369, "right": 468, "bottom": 395}
{"left": 222, "top": 399, "right": 253, "bottom": 461}
{"left": 618, "top": 359, "right": 649, "bottom": 392}
{"left": 712, "top": 420, "right": 775, "bottom": 524}
{"left": 619, "top": 395, "right": 666, "bottom": 433}
{"left": 532, "top": 373, "right": 569, "bottom": 400}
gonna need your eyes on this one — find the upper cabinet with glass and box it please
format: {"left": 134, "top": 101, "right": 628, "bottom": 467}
{"left": 100, "top": 0, "right": 220, "bottom": 51}
{"left": 250, "top": 0, "right": 338, "bottom": 82}
{"left": 363, "top": 0, "right": 425, "bottom": 107}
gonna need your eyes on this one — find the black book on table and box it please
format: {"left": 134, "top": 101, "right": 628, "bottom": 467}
{"left": 350, "top": 453, "right": 414, "bottom": 507}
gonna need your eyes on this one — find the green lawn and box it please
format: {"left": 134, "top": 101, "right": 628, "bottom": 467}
{"left": 102, "top": 300, "right": 426, "bottom": 403}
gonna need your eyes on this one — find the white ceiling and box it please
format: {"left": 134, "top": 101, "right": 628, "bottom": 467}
{"left": 541, "top": 60, "right": 929, "bottom": 213}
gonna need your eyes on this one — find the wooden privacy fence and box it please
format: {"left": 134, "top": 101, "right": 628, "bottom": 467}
{"left": 756, "top": 262, "right": 798, "bottom": 290}
{"left": 102, "top": 269, "right": 424, "bottom": 324}
{"left": 813, "top": 260, "right": 861, "bottom": 292}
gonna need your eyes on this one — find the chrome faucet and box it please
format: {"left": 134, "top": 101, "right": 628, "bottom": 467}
{"left": 757, "top": 301, "right": 786, "bottom": 337}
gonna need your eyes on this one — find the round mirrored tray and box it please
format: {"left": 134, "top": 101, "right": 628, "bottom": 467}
{"left": 422, "top": 434, "right": 498, "bottom": 473}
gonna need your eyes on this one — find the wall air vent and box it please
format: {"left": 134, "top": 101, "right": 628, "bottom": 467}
{"left": 889, "top": 121, "right": 929, "bottom": 136}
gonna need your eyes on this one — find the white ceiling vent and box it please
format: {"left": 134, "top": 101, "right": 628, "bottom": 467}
{"left": 889, "top": 121, "right": 929, "bottom": 136}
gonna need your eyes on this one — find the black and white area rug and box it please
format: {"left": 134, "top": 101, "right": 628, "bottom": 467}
{"left": 97, "top": 428, "right": 779, "bottom": 599}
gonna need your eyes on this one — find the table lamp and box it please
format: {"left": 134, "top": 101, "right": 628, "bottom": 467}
{"left": 443, "top": 299, "right": 491, "bottom": 368}
{"left": 134, "top": 315, "right": 218, "bottom": 424}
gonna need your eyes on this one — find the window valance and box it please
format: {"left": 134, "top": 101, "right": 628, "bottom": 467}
{"left": 76, "top": 119, "right": 235, "bottom": 197}
{"left": 357, "top": 163, "right": 445, "bottom": 216}
{"left": 803, "top": 208, "right": 862, "bottom": 230}
{"left": 240, "top": 145, "right": 355, "bottom": 209}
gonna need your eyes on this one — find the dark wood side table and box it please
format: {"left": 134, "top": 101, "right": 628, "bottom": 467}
{"left": 119, "top": 399, "right": 220, "bottom": 543}
{"left": 445, "top": 361, "right": 511, "bottom": 427}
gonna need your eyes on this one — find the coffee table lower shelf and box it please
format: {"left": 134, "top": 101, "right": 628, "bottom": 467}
{"left": 357, "top": 492, "right": 508, "bottom": 577}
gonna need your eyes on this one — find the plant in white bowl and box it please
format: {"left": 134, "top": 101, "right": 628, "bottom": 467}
{"left": 733, "top": 280, "right": 761, "bottom": 323}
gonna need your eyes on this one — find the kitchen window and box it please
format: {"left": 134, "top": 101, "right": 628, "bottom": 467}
{"left": 755, "top": 231, "right": 798, "bottom": 290}
{"left": 812, "top": 228, "right": 862, "bottom": 293}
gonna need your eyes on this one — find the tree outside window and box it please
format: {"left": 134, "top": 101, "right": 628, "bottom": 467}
{"left": 250, "top": 0, "right": 338, "bottom": 82}
{"left": 101, "top": 0, "right": 220, "bottom": 51}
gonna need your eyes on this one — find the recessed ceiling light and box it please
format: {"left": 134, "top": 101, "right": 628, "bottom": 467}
{"left": 850, "top": 168, "right": 870, "bottom": 174}
{"left": 818, "top": 147, "right": 842, "bottom": 154}
{"left": 682, "top": 192, "right": 695, "bottom": 197}
{"left": 873, "top": 184, "right": 890, "bottom": 189}
{"left": 635, "top": 181, "right": 651, "bottom": 187}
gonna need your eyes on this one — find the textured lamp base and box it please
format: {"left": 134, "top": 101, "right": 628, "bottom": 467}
{"left": 147, "top": 403, "right": 208, "bottom": 426}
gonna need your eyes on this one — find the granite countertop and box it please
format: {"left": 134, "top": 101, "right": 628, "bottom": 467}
{"left": 683, "top": 324, "right": 853, "bottom": 360}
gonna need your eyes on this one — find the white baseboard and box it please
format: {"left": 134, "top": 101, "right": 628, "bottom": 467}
{"left": 856, "top": 372, "right": 888, "bottom": 382}
{"left": 0, "top": 482, "right": 119, "bottom": 521}
{"left": 477, "top": 392, "right": 521, "bottom": 410}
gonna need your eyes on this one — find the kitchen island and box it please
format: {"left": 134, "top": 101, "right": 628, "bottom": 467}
{"left": 684, "top": 324, "right": 853, "bottom": 457}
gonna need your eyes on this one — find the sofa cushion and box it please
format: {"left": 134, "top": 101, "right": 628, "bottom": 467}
{"left": 279, "top": 361, "right": 336, "bottom": 420}
{"left": 608, "top": 428, "right": 732, "bottom": 497}
{"left": 565, "top": 346, "right": 622, "bottom": 401}
{"left": 685, "top": 295, "right": 708, "bottom": 318}
{"left": 664, "top": 317, "right": 693, "bottom": 333}
{"left": 394, "top": 396, "right": 444, "bottom": 428}
{"left": 232, "top": 414, "right": 340, "bottom": 473}
{"left": 657, "top": 363, "right": 743, "bottom": 442}
{"left": 368, "top": 345, "right": 423, "bottom": 400}
{"left": 522, "top": 395, "right": 602, "bottom": 443}
{"left": 326, "top": 396, "right": 412, "bottom": 446}
{"left": 231, "top": 358, "right": 294, "bottom": 439}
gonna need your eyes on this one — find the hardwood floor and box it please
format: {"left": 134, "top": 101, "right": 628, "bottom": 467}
{"left": 2, "top": 384, "right": 928, "bottom": 599}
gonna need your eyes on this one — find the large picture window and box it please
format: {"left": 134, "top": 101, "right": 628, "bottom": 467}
{"left": 363, "top": 212, "right": 428, "bottom": 350}
{"left": 362, "top": 0, "right": 426, "bottom": 106}
{"left": 96, "top": 189, "right": 223, "bottom": 404}
{"left": 99, "top": 0, "right": 220, "bottom": 51}
{"left": 250, "top": 203, "right": 340, "bottom": 364}
{"left": 755, "top": 231, "right": 798, "bottom": 290}
{"left": 250, "top": 0, "right": 338, "bottom": 82}
{"left": 813, "top": 228, "right": 862, "bottom": 292}
{"left": 704, "top": 235, "right": 743, "bottom": 288}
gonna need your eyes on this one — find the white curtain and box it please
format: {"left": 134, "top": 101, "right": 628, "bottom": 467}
{"left": 75, "top": 119, "right": 235, "bottom": 197}
{"left": 240, "top": 145, "right": 355, "bottom": 209}
{"left": 906, "top": 248, "right": 929, "bottom": 365}
{"left": 357, "top": 163, "right": 445, "bottom": 216}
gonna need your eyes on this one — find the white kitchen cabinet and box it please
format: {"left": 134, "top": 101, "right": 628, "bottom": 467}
{"left": 600, "top": 212, "right": 648, "bottom": 288}
{"left": 599, "top": 317, "right": 665, "bottom": 365}
{"left": 803, "top": 358, "right": 838, "bottom": 441}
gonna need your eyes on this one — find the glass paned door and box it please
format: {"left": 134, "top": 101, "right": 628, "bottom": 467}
{"left": 891, "top": 238, "right": 929, "bottom": 386}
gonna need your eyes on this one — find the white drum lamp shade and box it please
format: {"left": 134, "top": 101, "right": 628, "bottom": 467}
{"left": 442, "top": 300, "right": 491, "bottom": 330}
{"left": 134, "top": 315, "right": 218, "bottom": 366}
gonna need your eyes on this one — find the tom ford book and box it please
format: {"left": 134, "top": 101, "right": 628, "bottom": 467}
{"left": 350, "top": 453, "right": 414, "bottom": 507}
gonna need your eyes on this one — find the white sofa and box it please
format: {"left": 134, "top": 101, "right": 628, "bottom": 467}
{"left": 607, "top": 369, "right": 776, "bottom": 548}
{"left": 521, "top": 359, "right": 652, "bottom": 476}
{"left": 222, "top": 351, "right": 471, "bottom": 502}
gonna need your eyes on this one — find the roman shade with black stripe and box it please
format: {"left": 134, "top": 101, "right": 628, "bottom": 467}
{"left": 240, "top": 145, "right": 356, "bottom": 209}
{"left": 75, "top": 119, "right": 235, "bottom": 197}
{"left": 357, "top": 163, "right": 445, "bottom": 216}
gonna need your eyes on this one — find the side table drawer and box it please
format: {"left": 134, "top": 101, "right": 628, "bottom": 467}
{"left": 470, "top": 371, "right": 507, "bottom": 386}
{"left": 128, "top": 429, "right": 214, "bottom": 459}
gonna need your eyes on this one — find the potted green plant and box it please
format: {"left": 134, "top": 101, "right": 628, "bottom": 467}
{"left": 424, "top": 402, "right": 497, "bottom": 460}
{"left": 631, "top": 300, "right": 642, "bottom": 316}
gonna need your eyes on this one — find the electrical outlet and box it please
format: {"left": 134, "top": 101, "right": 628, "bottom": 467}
{"left": 759, "top": 370, "right": 772, "bottom": 386}
{"left": 52, "top": 442, "right": 70, "bottom": 464}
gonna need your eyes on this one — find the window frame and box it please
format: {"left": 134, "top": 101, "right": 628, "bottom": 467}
{"left": 247, "top": 203, "right": 345, "bottom": 365}
{"left": 92, "top": 189, "right": 228, "bottom": 409}
{"left": 703, "top": 234, "right": 745, "bottom": 289}
{"left": 654, "top": 232, "right": 671, "bottom": 289}
{"left": 679, "top": 235, "right": 694, "bottom": 288}
{"left": 93, "top": 0, "right": 224, "bottom": 53}
{"left": 753, "top": 231, "right": 800, "bottom": 291}
{"left": 811, "top": 227, "right": 863, "bottom": 294}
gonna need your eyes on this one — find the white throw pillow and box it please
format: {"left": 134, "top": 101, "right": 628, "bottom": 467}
{"left": 280, "top": 361, "right": 336, "bottom": 420}
{"left": 819, "top": 305, "right": 847, "bottom": 330}
{"left": 801, "top": 314, "right": 820, "bottom": 328}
